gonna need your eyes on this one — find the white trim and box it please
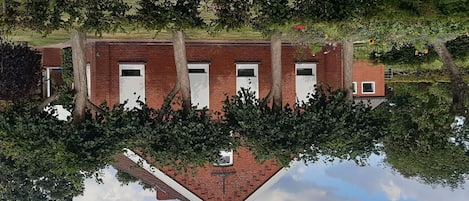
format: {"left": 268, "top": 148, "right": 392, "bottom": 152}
{"left": 236, "top": 63, "right": 259, "bottom": 99}
{"left": 44, "top": 66, "right": 62, "bottom": 97}
{"left": 246, "top": 161, "right": 299, "bottom": 201}
{"left": 86, "top": 63, "right": 91, "bottom": 99}
{"left": 188, "top": 63, "right": 210, "bottom": 109}
{"left": 295, "top": 63, "right": 317, "bottom": 103}
{"left": 123, "top": 149, "right": 203, "bottom": 201}
{"left": 119, "top": 63, "right": 146, "bottom": 109}
{"left": 352, "top": 82, "right": 357, "bottom": 94}
{"left": 235, "top": 62, "right": 261, "bottom": 65}
{"left": 361, "top": 81, "right": 376, "bottom": 94}
{"left": 213, "top": 150, "right": 234, "bottom": 166}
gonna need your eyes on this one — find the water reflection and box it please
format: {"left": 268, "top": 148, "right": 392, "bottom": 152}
{"left": 2, "top": 84, "right": 469, "bottom": 200}
{"left": 75, "top": 154, "right": 468, "bottom": 201}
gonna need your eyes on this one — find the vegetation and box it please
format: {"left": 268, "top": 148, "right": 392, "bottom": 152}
{"left": 224, "top": 88, "right": 385, "bottom": 166}
{"left": 133, "top": 0, "right": 207, "bottom": 114}
{"left": 0, "top": 38, "right": 41, "bottom": 102}
{"left": 377, "top": 83, "right": 469, "bottom": 189}
{"left": 1, "top": 0, "right": 468, "bottom": 198}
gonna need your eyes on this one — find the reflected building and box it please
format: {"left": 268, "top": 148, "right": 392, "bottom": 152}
{"left": 113, "top": 148, "right": 288, "bottom": 201}
{"left": 39, "top": 40, "right": 387, "bottom": 200}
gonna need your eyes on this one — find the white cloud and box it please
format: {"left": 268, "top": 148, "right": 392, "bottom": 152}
{"left": 291, "top": 164, "right": 307, "bottom": 181}
{"left": 324, "top": 156, "right": 469, "bottom": 201}
{"left": 380, "top": 180, "right": 402, "bottom": 201}
{"left": 257, "top": 188, "right": 352, "bottom": 201}
{"left": 74, "top": 167, "right": 155, "bottom": 201}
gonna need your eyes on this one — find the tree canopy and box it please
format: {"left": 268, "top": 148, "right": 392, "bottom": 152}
{"left": 0, "top": 38, "right": 41, "bottom": 102}
{"left": 377, "top": 83, "right": 469, "bottom": 189}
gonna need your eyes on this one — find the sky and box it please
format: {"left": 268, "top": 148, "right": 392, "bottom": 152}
{"left": 256, "top": 154, "right": 469, "bottom": 201}
{"left": 74, "top": 154, "right": 469, "bottom": 201}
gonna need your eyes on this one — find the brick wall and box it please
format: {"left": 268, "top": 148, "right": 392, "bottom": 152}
{"left": 88, "top": 40, "right": 344, "bottom": 111}
{"left": 40, "top": 48, "right": 62, "bottom": 67}
{"left": 353, "top": 60, "right": 385, "bottom": 97}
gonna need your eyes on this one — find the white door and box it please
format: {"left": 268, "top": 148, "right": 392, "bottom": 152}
{"left": 188, "top": 63, "right": 210, "bottom": 109}
{"left": 236, "top": 63, "right": 259, "bottom": 99}
{"left": 119, "top": 63, "right": 145, "bottom": 109}
{"left": 295, "top": 63, "right": 317, "bottom": 103}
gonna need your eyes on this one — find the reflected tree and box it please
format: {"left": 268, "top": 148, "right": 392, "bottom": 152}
{"left": 115, "top": 169, "right": 153, "bottom": 191}
{"left": 223, "top": 87, "right": 385, "bottom": 166}
{"left": 0, "top": 38, "right": 41, "bottom": 102}
{"left": 378, "top": 83, "right": 469, "bottom": 189}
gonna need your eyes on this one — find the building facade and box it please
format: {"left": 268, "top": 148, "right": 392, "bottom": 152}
{"left": 40, "top": 40, "right": 386, "bottom": 200}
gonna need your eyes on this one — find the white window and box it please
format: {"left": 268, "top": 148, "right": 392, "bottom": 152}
{"left": 352, "top": 82, "right": 357, "bottom": 94}
{"left": 188, "top": 63, "right": 210, "bottom": 109}
{"left": 213, "top": 150, "right": 233, "bottom": 166}
{"left": 44, "top": 67, "right": 63, "bottom": 97}
{"left": 295, "top": 63, "right": 317, "bottom": 103}
{"left": 119, "top": 63, "right": 145, "bottom": 109}
{"left": 362, "top": 81, "right": 375, "bottom": 94}
{"left": 236, "top": 63, "right": 259, "bottom": 99}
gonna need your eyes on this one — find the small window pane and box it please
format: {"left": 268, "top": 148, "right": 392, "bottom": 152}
{"left": 121, "top": 69, "right": 141, "bottom": 76}
{"left": 237, "top": 69, "right": 255, "bottom": 77}
{"left": 352, "top": 82, "right": 357, "bottom": 94}
{"left": 362, "top": 82, "right": 374, "bottom": 93}
{"left": 297, "top": 68, "right": 313, "bottom": 76}
{"left": 213, "top": 150, "right": 233, "bottom": 166}
{"left": 188, "top": 68, "right": 206, "bottom": 73}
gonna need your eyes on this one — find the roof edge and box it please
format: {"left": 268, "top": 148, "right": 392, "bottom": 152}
{"left": 245, "top": 161, "right": 300, "bottom": 201}
{"left": 122, "top": 149, "right": 203, "bottom": 201}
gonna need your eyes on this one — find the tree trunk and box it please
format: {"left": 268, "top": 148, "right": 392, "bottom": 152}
{"left": 433, "top": 41, "right": 466, "bottom": 115}
{"left": 343, "top": 41, "right": 354, "bottom": 100}
{"left": 270, "top": 31, "right": 283, "bottom": 111}
{"left": 172, "top": 30, "right": 191, "bottom": 113}
{"left": 70, "top": 29, "right": 88, "bottom": 123}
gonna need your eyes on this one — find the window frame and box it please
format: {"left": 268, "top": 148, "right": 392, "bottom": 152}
{"left": 352, "top": 82, "right": 357, "bottom": 94}
{"left": 295, "top": 62, "right": 317, "bottom": 103}
{"left": 188, "top": 63, "right": 210, "bottom": 109}
{"left": 213, "top": 150, "right": 234, "bottom": 167}
{"left": 361, "top": 81, "right": 376, "bottom": 94}
{"left": 235, "top": 63, "right": 259, "bottom": 99}
{"left": 44, "top": 66, "right": 62, "bottom": 98}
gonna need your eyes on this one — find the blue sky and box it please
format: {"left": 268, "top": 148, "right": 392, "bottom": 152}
{"left": 74, "top": 154, "right": 468, "bottom": 201}
{"left": 256, "top": 154, "right": 468, "bottom": 201}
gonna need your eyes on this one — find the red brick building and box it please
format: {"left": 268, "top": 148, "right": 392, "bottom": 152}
{"left": 41, "top": 39, "right": 385, "bottom": 111}
{"left": 113, "top": 148, "right": 288, "bottom": 201}
{"left": 40, "top": 40, "right": 385, "bottom": 201}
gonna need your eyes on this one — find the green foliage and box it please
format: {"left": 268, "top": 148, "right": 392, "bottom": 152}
{"left": 366, "top": 0, "right": 468, "bottom": 51}
{"left": 211, "top": 0, "right": 252, "bottom": 31}
{"left": 370, "top": 44, "right": 438, "bottom": 65}
{"left": 135, "top": 0, "right": 205, "bottom": 31}
{"left": 54, "top": 47, "right": 75, "bottom": 108}
{"left": 369, "top": 35, "right": 469, "bottom": 69}
{"left": 61, "top": 47, "right": 74, "bottom": 87}
{"left": 250, "top": 0, "right": 292, "bottom": 34}
{"left": 378, "top": 83, "right": 469, "bottom": 189}
{"left": 0, "top": 38, "right": 41, "bottom": 101}
{"left": 211, "top": 0, "right": 294, "bottom": 35}
{"left": 3, "top": 0, "right": 130, "bottom": 34}
{"left": 223, "top": 87, "right": 385, "bottom": 166}
{"left": 124, "top": 101, "right": 235, "bottom": 170}
{"left": 447, "top": 35, "right": 469, "bottom": 60}
{"left": 114, "top": 169, "right": 154, "bottom": 190}
{"left": 293, "top": 0, "right": 381, "bottom": 22}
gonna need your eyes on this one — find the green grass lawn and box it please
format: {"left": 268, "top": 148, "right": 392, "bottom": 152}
{"left": 5, "top": 27, "right": 265, "bottom": 47}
